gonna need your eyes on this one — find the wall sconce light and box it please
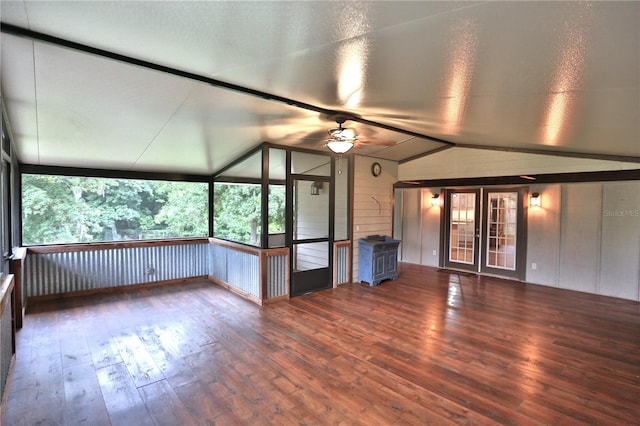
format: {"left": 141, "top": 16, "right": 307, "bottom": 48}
{"left": 530, "top": 192, "right": 541, "bottom": 207}
{"left": 431, "top": 193, "right": 441, "bottom": 207}
{"left": 310, "top": 181, "right": 322, "bottom": 196}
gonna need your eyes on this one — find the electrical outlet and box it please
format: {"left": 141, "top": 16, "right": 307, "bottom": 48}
{"left": 531, "top": 262, "right": 537, "bottom": 270}
{"left": 432, "top": 249, "right": 437, "bottom": 256}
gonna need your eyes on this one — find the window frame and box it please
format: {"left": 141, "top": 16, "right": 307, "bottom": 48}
{"left": 20, "top": 165, "right": 210, "bottom": 246}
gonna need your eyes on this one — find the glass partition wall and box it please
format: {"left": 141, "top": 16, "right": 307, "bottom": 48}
{"left": 213, "top": 143, "right": 351, "bottom": 295}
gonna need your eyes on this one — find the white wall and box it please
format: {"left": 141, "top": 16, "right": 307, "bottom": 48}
{"left": 396, "top": 188, "right": 441, "bottom": 267}
{"left": 397, "top": 181, "right": 640, "bottom": 301}
{"left": 352, "top": 156, "right": 397, "bottom": 282}
{"left": 527, "top": 181, "right": 640, "bottom": 300}
{"left": 398, "top": 150, "right": 640, "bottom": 300}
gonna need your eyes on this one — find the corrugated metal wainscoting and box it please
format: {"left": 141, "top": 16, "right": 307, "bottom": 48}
{"left": 335, "top": 241, "right": 351, "bottom": 285}
{"left": 209, "top": 244, "right": 260, "bottom": 298}
{"left": 25, "top": 243, "right": 209, "bottom": 297}
{"left": 266, "top": 253, "right": 288, "bottom": 298}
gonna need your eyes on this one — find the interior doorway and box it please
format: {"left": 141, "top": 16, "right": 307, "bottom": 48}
{"left": 443, "top": 187, "right": 527, "bottom": 280}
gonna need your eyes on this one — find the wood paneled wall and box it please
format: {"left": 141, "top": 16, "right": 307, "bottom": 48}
{"left": 352, "top": 157, "right": 397, "bottom": 282}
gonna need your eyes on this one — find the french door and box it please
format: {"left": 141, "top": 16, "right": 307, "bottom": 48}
{"left": 444, "top": 188, "right": 527, "bottom": 279}
{"left": 444, "top": 189, "right": 481, "bottom": 272}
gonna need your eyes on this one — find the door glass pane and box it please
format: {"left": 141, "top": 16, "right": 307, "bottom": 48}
{"left": 486, "top": 192, "right": 517, "bottom": 270}
{"left": 293, "top": 180, "right": 329, "bottom": 240}
{"left": 449, "top": 193, "right": 476, "bottom": 264}
{"left": 293, "top": 241, "right": 329, "bottom": 271}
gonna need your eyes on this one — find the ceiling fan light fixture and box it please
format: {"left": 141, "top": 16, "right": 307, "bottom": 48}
{"left": 326, "top": 140, "right": 354, "bottom": 154}
{"left": 329, "top": 127, "right": 357, "bottom": 140}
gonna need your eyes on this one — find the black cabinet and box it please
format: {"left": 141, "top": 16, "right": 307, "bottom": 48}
{"left": 358, "top": 236, "right": 400, "bottom": 286}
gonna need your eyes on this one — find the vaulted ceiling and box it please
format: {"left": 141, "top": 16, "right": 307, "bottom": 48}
{"left": 1, "top": 1, "right": 638, "bottom": 175}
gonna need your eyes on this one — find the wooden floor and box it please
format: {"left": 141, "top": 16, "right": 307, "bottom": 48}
{"left": 2, "top": 263, "right": 640, "bottom": 425}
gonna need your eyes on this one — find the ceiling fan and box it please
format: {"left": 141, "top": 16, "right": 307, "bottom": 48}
{"left": 325, "top": 115, "right": 398, "bottom": 154}
{"left": 326, "top": 115, "right": 358, "bottom": 154}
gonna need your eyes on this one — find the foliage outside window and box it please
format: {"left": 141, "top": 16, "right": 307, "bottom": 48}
{"left": 213, "top": 182, "right": 262, "bottom": 246}
{"left": 213, "top": 182, "right": 286, "bottom": 247}
{"left": 22, "top": 175, "right": 208, "bottom": 245}
{"left": 268, "top": 185, "right": 286, "bottom": 247}
{"left": 268, "top": 185, "right": 285, "bottom": 234}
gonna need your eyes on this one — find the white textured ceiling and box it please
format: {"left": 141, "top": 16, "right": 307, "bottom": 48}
{"left": 1, "top": 1, "right": 638, "bottom": 175}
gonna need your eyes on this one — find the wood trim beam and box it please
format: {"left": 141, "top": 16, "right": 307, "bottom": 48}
{"left": 27, "top": 238, "right": 209, "bottom": 254}
{"left": 20, "top": 164, "right": 210, "bottom": 182}
{"left": 208, "top": 237, "right": 262, "bottom": 256}
{"left": 453, "top": 143, "right": 640, "bottom": 164}
{"left": 0, "top": 275, "right": 14, "bottom": 317}
{"left": 10, "top": 248, "right": 26, "bottom": 329}
{"left": 395, "top": 169, "right": 640, "bottom": 189}
{"left": 260, "top": 252, "right": 267, "bottom": 301}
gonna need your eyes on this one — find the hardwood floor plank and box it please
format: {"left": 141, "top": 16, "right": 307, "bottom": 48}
{"left": 11, "top": 346, "right": 65, "bottom": 425}
{"left": 85, "top": 332, "right": 124, "bottom": 370}
{"left": 112, "top": 330, "right": 165, "bottom": 388}
{"left": 63, "top": 362, "right": 111, "bottom": 425}
{"left": 139, "top": 379, "right": 199, "bottom": 426}
{"left": 95, "top": 362, "right": 154, "bottom": 426}
{"left": 59, "top": 324, "right": 93, "bottom": 369}
{"left": 173, "top": 379, "right": 234, "bottom": 424}
{"left": 136, "top": 325, "right": 200, "bottom": 388}
{"left": 3, "top": 263, "right": 639, "bottom": 425}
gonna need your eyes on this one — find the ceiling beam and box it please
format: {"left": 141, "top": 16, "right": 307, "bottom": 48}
{"left": 453, "top": 143, "right": 640, "bottom": 164}
{"left": 394, "top": 168, "right": 640, "bottom": 189}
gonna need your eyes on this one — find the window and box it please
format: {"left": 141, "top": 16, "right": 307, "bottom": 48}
{"left": 21, "top": 174, "right": 208, "bottom": 245}
{"left": 268, "top": 184, "right": 285, "bottom": 247}
{"left": 213, "top": 182, "right": 262, "bottom": 246}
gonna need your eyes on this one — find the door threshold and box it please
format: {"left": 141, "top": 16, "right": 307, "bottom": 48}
{"left": 437, "top": 268, "right": 476, "bottom": 277}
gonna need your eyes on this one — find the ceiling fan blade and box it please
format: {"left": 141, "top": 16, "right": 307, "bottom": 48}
{"left": 354, "top": 137, "right": 396, "bottom": 148}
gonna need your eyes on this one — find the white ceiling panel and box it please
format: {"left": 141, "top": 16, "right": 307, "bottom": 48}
{"left": 10, "top": 1, "right": 479, "bottom": 80}
{"left": 28, "top": 42, "right": 196, "bottom": 169}
{"left": 1, "top": 34, "right": 38, "bottom": 161}
{"left": 365, "top": 138, "right": 449, "bottom": 163}
{"left": 1, "top": 1, "right": 638, "bottom": 176}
